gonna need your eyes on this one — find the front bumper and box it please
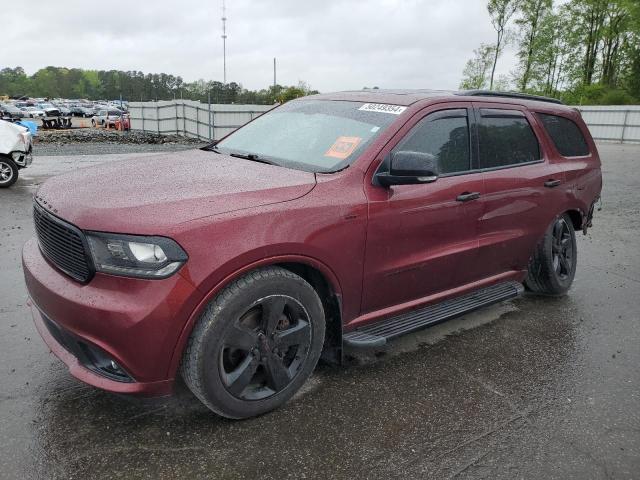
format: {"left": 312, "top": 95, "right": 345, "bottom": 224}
{"left": 12, "top": 149, "right": 32, "bottom": 168}
{"left": 22, "top": 237, "right": 201, "bottom": 396}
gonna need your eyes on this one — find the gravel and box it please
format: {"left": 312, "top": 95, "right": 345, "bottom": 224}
{"left": 33, "top": 129, "right": 208, "bottom": 156}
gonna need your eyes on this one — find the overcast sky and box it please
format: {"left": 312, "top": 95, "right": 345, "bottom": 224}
{"left": 4, "top": 0, "right": 518, "bottom": 92}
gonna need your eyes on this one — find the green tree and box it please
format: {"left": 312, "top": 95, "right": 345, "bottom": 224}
{"left": 487, "top": 0, "right": 519, "bottom": 89}
{"left": 514, "top": 0, "right": 553, "bottom": 91}
{"left": 459, "top": 44, "right": 496, "bottom": 89}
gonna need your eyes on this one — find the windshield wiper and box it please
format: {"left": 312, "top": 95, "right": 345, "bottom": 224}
{"left": 203, "top": 144, "right": 280, "bottom": 166}
{"left": 229, "top": 152, "right": 279, "bottom": 166}
{"left": 201, "top": 144, "right": 221, "bottom": 153}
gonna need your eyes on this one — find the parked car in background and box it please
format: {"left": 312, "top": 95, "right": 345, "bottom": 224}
{"left": 0, "top": 119, "right": 32, "bottom": 187}
{"left": 91, "top": 109, "right": 123, "bottom": 127}
{"left": 53, "top": 104, "right": 72, "bottom": 116}
{"left": 0, "top": 103, "right": 25, "bottom": 119}
{"left": 114, "top": 114, "right": 130, "bottom": 130}
{"left": 24, "top": 107, "right": 45, "bottom": 118}
{"left": 37, "top": 103, "right": 62, "bottom": 117}
{"left": 70, "top": 105, "right": 94, "bottom": 117}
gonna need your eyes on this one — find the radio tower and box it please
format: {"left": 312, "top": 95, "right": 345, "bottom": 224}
{"left": 221, "top": 0, "right": 227, "bottom": 84}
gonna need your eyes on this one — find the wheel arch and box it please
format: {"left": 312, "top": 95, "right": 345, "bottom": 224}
{"left": 278, "top": 262, "right": 343, "bottom": 366}
{"left": 564, "top": 208, "right": 584, "bottom": 232}
{"left": 168, "top": 255, "right": 344, "bottom": 382}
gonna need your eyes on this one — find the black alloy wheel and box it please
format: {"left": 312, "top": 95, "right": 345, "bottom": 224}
{"left": 525, "top": 213, "right": 578, "bottom": 295}
{"left": 220, "top": 295, "right": 312, "bottom": 400}
{"left": 551, "top": 216, "right": 574, "bottom": 280}
{"left": 181, "top": 266, "right": 325, "bottom": 418}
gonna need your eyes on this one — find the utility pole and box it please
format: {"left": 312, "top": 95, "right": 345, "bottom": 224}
{"left": 221, "top": 0, "right": 227, "bottom": 84}
{"left": 273, "top": 57, "right": 277, "bottom": 91}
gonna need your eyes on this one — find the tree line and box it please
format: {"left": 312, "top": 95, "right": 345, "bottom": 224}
{"left": 0, "top": 66, "right": 317, "bottom": 104}
{"left": 460, "top": 0, "right": 640, "bottom": 104}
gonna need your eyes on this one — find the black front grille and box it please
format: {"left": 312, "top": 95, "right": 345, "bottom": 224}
{"left": 33, "top": 201, "right": 93, "bottom": 282}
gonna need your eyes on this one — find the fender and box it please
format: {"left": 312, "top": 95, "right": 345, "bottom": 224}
{"left": 166, "top": 253, "right": 343, "bottom": 380}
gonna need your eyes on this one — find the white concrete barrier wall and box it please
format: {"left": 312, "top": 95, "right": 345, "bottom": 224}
{"left": 129, "top": 100, "right": 274, "bottom": 141}
{"left": 130, "top": 101, "right": 640, "bottom": 144}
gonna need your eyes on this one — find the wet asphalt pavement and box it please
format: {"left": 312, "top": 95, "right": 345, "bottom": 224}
{"left": 1, "top": 144, "right": 639, "bottom": 479}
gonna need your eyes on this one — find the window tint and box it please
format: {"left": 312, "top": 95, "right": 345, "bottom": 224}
{"left": 537, "top": 113, "right": 590, "bottom": 157}
{"left": 396, "top": 113, "right": 470, "bottom": 174}
{"left": 478, "top": 112, "right": 540, "bottom": 168}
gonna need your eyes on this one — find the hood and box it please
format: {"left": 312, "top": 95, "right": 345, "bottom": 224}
{"left": 36, "top": 149, "right": 316, "bottom": 234}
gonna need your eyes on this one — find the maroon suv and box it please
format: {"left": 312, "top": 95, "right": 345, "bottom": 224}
{"left": 23, "top": 90, "right": 602, "bottom": 418}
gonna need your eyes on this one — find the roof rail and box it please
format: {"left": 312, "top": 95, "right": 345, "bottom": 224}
{"left": 457, "top": 90, "right": 564, "bottom": 105}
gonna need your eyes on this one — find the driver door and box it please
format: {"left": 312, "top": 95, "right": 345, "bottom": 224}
{"left": 361, "top": 105, "right": 485, "bottom": 315}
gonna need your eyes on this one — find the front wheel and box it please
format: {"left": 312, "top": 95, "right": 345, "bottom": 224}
{"left": 181, "top": 266, "right": 325, "bottom": 419}
{"left": 0, "top": 157, "right": 19, "bottom": 188}
{"left": 525, "top": 213, "right": 577, "bottom": 295}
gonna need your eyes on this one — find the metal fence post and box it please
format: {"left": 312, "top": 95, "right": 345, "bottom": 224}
{"left": 156, "top": 103, "right": 160, "bottom": 134}
{"left": 208, "top": 92, "right": 212, "bottom": 140}
{"left": 175, "top": 101, "right": 179, "bottom": 135}
{"left": 621, "top": 109, "right": 630, "bottom": 144}
{"left": 211, "top": 106, "right": 216, "bottom": 141}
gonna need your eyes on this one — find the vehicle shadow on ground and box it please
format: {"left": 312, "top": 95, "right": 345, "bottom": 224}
{"left": 29, "top": 294, "right": 579, "bottom": 479}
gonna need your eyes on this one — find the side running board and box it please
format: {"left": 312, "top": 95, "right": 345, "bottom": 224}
{"left": 344, "top": 281, "right": 524, "bottom": 348}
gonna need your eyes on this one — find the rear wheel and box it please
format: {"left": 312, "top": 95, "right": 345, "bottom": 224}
{"left": 0, "top": 157, "right": 18, "bottom": 188}
{"left": 181, "top": 266, "right": 325, "bottom": 418}
{"left": 525, "top": 213, "right": 577, "bottom": 295}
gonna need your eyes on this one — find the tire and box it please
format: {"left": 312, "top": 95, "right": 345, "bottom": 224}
{"left": 181, "top": 266, "right": 325, "bottom": 419}
{"left": 525, "top": 213, "right": 577, "bottom": 295}
{"left": 91, "top": 119, "right": 96, "bottom": 127}
{"left": 0, "top": 157, "right": 19, "bottom": 188}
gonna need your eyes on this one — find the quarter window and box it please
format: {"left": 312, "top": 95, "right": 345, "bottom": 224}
{"left": 395, "top": 111, "right": 470, "bottom": 174}
{"left": 478, "top": 110, "right": 541, "bottom": 169}
{"left": 537, "top": 113, "right": 590, "bottom": 157}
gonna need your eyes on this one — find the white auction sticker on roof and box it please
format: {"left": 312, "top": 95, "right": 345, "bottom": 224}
{"left": 358, "top": 103, "right": 407, "bottom": 115}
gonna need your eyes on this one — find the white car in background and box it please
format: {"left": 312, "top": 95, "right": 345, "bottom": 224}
{"left": 24, "top": 107, "right": 45, "bottom": 118}
{"left": 0, "top": 119, "right": 33, "bottom": 187}
{"left": 91, "top": 109, "right": 123, "bottom": 127}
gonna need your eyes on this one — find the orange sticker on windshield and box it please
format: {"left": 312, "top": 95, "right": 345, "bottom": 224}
{"left": 324, "top": 136, "right": 362, "bottom": 159}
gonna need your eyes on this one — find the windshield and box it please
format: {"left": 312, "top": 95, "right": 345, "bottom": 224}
{"left": 213, "top": 100, "right": 401, "bottom": 173}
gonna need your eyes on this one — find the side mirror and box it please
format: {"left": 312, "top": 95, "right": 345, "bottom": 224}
{"left": 376, "top": 151, "right": 439, "bottom": 187}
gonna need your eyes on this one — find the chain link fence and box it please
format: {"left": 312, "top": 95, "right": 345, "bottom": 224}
{"left": 576, "top": 106, "right": 640, "bottom": 144}
{"left": 128, "top": 100, "right": 274, "bottom": 141}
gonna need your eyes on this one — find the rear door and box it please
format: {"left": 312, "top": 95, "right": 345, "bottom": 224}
{"left": 361, "top": 104, "right": 486, "bottom": 315}
{"left": 473, "top": 103, "right": 566, "bottom": 278}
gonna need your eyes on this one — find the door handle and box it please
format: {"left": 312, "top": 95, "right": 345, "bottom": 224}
{"left": 456, "top": 192, "right": 481, "bottom": 202}
{"left": 544, "top": 179, "right": 561, "bottom": 188}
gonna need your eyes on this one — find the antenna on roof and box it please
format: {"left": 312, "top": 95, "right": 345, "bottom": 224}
{"left": 221, "top": 0, "right": 228, "bottom": 85}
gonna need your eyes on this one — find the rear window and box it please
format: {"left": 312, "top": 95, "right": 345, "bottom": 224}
{"left": 537, "top": 113, "right": 590, "bottom": 157}
{"left": 478, "top": 110, "right": 541, "bottom": 169}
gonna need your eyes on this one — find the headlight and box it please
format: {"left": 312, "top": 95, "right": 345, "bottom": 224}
{"left": 86, "top": 232, "right": 188, "bottom": 279}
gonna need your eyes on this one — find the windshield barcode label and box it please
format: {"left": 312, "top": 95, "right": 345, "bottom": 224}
{"left": 358, "top": 103, "right": 407, "bottom": 115}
